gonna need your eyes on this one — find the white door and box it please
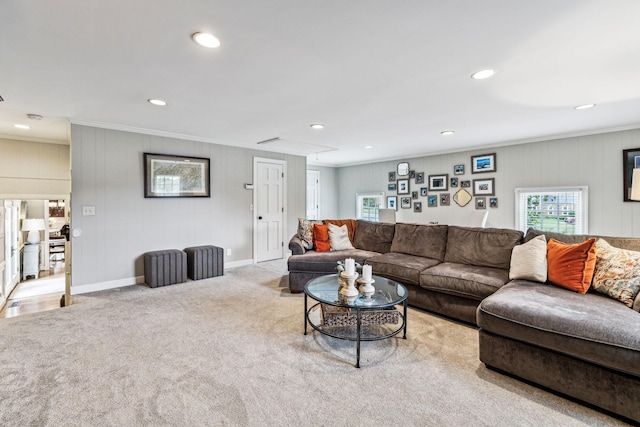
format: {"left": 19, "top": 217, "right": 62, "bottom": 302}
{"left": 255, "top": 159, "right": 285, "bottom": 262}
{"left": 306, "top": 170, "right": 320, "bottom": 220}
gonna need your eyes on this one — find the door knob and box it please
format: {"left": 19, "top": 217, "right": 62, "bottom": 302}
{"left": 258, "top": 216, "right": 263, "bottom": 220}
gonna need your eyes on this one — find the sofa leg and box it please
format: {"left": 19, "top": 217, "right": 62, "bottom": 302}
{"left": 290, "top": 289, "right": 302, "bottom": 294}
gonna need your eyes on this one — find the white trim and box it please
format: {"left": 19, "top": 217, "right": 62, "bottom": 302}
{"left": 225, "top": 259, "right": 254, "bottom": 269}
{"left": 253, "top": 157, "right": 287, "bottom": 263}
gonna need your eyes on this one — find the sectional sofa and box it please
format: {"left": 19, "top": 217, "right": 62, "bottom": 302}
{"left": 287, "top": 220, "right": 640, "bottom": 422}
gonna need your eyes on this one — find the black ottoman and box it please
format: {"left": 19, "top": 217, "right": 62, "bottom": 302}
{"left": 185, "top": 245, "right": 224, "bottom": 280}
{"left": 144, "top": 249, "right": 187, "bottom": 288}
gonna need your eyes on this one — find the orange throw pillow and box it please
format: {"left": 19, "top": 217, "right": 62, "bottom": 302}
{"left": 313, "top": 224, "right": 331, "bottom": 252}
{"left": 547, "top": 238, "right": 597, "bottom": 294}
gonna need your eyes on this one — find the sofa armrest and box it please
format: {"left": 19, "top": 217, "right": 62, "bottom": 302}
{"left": 289, "top": 235, "right": 306, "bottom": 255}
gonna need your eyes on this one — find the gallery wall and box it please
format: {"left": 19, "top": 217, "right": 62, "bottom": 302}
{"left": 335, "top": 128, "right": 640, "bottom": 237}
{"left": 70, "top": 125, "right": 306, "bottom": 292}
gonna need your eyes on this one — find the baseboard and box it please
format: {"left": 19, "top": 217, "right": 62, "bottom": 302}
{"left": 71, "top": 259, "right": 255, "bottom": 294}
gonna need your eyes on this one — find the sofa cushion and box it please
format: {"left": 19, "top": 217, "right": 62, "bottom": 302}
{"left": 297, "top": 218, "right": 322, "bottom": 250}
{"left": 477, "top": 281, "right": 640, "bottom": 377}
{"left": 353, "top": 220, "right": 395, "bottom": 254}
{"left": 287, "top": 249, "right": 380, "bottom": 273}
{"left": 420, "top": 262, "right": 510, "bottom": 300}
{"left": 509, "top": 234, "right": 547, "bottom": 282}
{"left": 547, "top": 238, "right": 596, "bottom": 294}
{"left": 390, "top": 223, "right": 448, "bottom": 261}
{"left": 313, "top": 224, "right": 330, "bottom": 252}
{"left": 328, "top": 223, "right": 355, "bottom": 251}
{"left": 525, "top": 227, "right": 640, "bottom": 252}
{"left": 444, "top": 226, "right": 523, "bottom": 270}
{"left": 592, "top": 238, "right": 640, "bottom": 309}
{"left": 324, "top": 219, "right": 356, "bottom": 244}
{"left": 366, "top": 252, "right": 440, "bottom": 286}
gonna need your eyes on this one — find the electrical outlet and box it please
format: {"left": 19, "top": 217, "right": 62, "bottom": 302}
{"left": 226, "top": 248, "right": 232, "bottom": 256}
{"left": 82, "top": 206, "right": 95, "bottom": 216}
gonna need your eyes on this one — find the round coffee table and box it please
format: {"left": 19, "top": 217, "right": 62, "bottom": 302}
{"left": 304, "top": 274, "right": 408, "bottom": 368}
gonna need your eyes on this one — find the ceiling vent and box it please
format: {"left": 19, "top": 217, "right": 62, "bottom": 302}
{"left": 256, "top": 137, "right": 337, "bottom": 156}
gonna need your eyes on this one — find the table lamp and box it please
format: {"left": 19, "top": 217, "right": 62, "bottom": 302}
{"left": 22, "top": 218, "right": 46, "bottom": 244}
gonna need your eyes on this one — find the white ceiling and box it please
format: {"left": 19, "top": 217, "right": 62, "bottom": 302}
{"left": 2, "top": 0, "right": 640, "bottom": 166}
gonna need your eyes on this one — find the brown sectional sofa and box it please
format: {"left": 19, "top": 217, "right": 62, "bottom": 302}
{"left": 288, "top": 220, "right": 640, "bottom": 422}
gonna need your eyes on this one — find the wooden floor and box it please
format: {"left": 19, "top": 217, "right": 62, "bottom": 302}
{"left": 1, "top": 261, "right": 65, "bottom": 319}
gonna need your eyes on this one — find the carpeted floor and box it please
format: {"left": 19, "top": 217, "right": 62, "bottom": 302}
{"left": 0, "top": 261, "right": 627, "bottom": 426}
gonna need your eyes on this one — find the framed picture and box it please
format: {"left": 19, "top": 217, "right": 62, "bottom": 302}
{"left": 416, "top": 172, "right": 424, "bottom": 184}
{"left": 388, "top": 183, "right": 397, "bottom": 191}
{"left": 473, "top": 178, "right": 495, "bottom": 196}
{"left": 428, "top": 174, "right": 448, "bottom": 191}
{"left": 476, "top": 197, "right": 486, "bottom": 209}
{"left": 144, "top": 153, "right": 210, "bottom": 198}
{"left": 409, "top": 170, "right": 416, "bottom": 179}
{"left": 387, "top": 196, "right": 397, "bottom": 210}
{"left": 412, "top": 191, "right": 418, "bottom": 199}
{"left": 623, "top": 148, "right": 640, "bottom": 202}
{"left": 440, "top": 193, "right": 450, "bottom": 206}
{"left": 414, "top": 201, "right": 422, "bottom": 212}
{"left": 461, "top": 180, "right": 471, "bottom": 188}
{"left": 450, "top": 177, "right": 458, "bottom": 187}
{"left": 428, "top": 195, "right": 437, "bottom": 207}
{"left": 420, "top": 187, "right": 427, "bottom": 196}
{"left": 454, "top": 164, "right": 465, "bottom": 175}
{"left": 489, "top": 197, "right": 498, "bottom": 208}
{"left": 397, "top": 162, "right": 409, "bottom": 176}
{"left": 401, "top": 196, "right": 412, "bottom": 209}
{"left": 471, "top": 153, "right": 496, "bottom": 174}
{"left": 397, "top": 179, "right": 410, "bottom": 194}
{"left": 388, "top": 171, "right": 396, "bottom": 182}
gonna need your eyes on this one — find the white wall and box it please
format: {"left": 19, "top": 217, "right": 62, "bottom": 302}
{"left": 337, "top": 129, "right": 640, "bottom": 237}
{"left": 70, "top": 125, "right": 306, "bottom": 291}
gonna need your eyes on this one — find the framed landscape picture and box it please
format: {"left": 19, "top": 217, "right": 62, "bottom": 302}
{"left": 144, "top": 153, "right": 210, "bottom": 198}
{"left": 471, "top": 153, "right": 496, "bottom": 174}
{"left": 454, "top": 164, "right": 465, "bottom": 175}
{"left": 388, "top": 183, "right": 397, "bottom": 191}
{"left": 473, "top": 178, "right": 495, "bottom": 196}
{"left": 428, "top": 174, "right": 448, "bottom": 191}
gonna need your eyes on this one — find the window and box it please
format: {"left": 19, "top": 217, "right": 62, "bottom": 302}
{"left": 356, "top": 192, "right": 384, "bottom": 221}
{"left": 515, "top": 187, "right": 588, "bottom": 234}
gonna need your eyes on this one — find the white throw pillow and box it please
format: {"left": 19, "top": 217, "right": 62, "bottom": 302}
{"left": 509, "top": 234, "right": 547, "bottom": 282}
{"left": 328, "top": 223, "right": 355, "bottom": 251}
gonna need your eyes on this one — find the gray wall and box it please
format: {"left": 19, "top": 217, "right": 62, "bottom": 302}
{"left": 336, "top": 128, "right": 640, "bottom": 237}
{"left": 70, "top": 125, "right": 306, "bottom": 290}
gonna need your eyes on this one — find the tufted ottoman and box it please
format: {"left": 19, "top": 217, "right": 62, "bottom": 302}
{"left": 143, "top": 249, "right": 187, "bottom": 288}
{"left": 184, "top": 245, "right": 224, "bottom": 280}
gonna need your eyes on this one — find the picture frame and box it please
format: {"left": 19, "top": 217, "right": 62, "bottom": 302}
{"left": 388, "top": 183, "right": 397, "bottom": 191}
{"left": 489, "top": 197, "right": 498, "bottom": 208}
{"left": 144, "top": 153, "right": 210, "bottom": 198}
{"left": 428, "top": 174, "right": 448, "bottom": 191}
{"left": 428, "top": 195, "right": 437, "bottom": 207}
{"left": 454, "top": 164, "right": 465, "bottom": 175}
{"left": 388, "top": 171, "right": 396, "bottom": 182}
{"left": 397, "top": 179, "right": 410, "bottom": 194}
{"left": 461, "top": 180, "right": 471, "bottom": 188}
{"left": 476, "top": 197, "right": 486, "bottom": 209}
{"left": 473, "top": 178, "right": 495, "bottom": 196}
{"left": 409, "top": 170, "right": 416, "bottom": 179}
{"left": 440, "top": 193, "right": 450, "bottom": 206}
{"left": 416, "top": 172, "right": 424, "bottom": 184}
{"left": 420, "top": 187, "right": 427, "bottom": 197}
{"left": 471, "top": 153, "right": 496, "bottom": 174}
{"left": 397, "top": 162, "right": 409, "bottom": 177}
{"left": 412, "top": 191, "right": 419, "bottom": 199}
{"left": 450, "top": 177, "right": 458, "bottom": 187}
{"left": 623, "top": 148, "right": 640, "bottom": 202}
{"left": 387, "top": 196, "right": 397, "bottom": 210}
{"left": 401, "top": 196, "right": 412, "bottom": 209}
{"left": 414, "top": 201, "right": 422, "bottom": 212}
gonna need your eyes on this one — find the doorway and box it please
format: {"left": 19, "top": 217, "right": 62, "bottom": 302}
{"left": 253, "top": 158, "right": 286, "bottom": 263}
{"left": 306, "top": 170, "right": 320, "bottom": 220}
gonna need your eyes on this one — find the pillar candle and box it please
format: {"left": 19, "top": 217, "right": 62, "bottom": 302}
{"left": 345, "top": 258, "right": 355, "bottom": 276}
{"left": 362, "top": 265, "right": 372, "bottom": 282}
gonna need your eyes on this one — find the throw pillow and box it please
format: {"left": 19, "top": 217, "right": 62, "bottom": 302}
{"left": 509, "top": 234, "right": 547, "bottom": 282}
{"left": 592, "top": 238, "right": 640, "bottom": 308}
{"left": 547, "top": 238, "right": 597, "bottom": 294}
{"left": 324, "top": 219, "right": 356, "bottom": 244}
{"left": 313, "top": 224, "right": 331, "bottom": 252}
{"left": 328, "top": 223, "right": 355, "bottom": 251}
{"left": 297, "top": 218, "right": 322, "bottom": 250}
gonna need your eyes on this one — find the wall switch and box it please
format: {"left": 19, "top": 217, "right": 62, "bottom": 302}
{"left": 226, "top": 248, "right": 232, "bottom": 256}
{"left": 250, "top": 204, "right": 254, "bottom": 211}
{"left": 82, "top": 206, "right": 95, "bottom": 216}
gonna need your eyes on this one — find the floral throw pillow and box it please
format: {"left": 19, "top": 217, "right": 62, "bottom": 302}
{"left": 297, "top": 218, "right": 322, "bottom": 250}
{"left": 592, "top": 238, "right": 640, "bottom": 308}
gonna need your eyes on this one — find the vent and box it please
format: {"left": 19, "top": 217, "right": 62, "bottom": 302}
{"left": 255, "top": 137, "right": 337, "bottom": 156}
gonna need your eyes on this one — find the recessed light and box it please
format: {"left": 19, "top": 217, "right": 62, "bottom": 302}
{"left": 574, "top": 104, "right": 595, "bottom": 110}
{"left": 471, "top": 69, "right": 496, "bottom": 80}
{"left": 310, "top": 124, "right": 325, "bottom": 130}
{"left": 192, "top": 32, "right": 221, "bottom": 48}
{"left": 148, "top": 99, "right": 167, "bottom": 106}
{"left": 364, "top": 145, "right": 373, "bottom": 149}
{"left": 441, "top": 130, "right": 455, "bottom": 136}
{"left": 14, "top": 124, "right": 30, "bottom": 130}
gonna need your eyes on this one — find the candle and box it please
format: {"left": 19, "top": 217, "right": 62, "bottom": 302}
{"left": 362, "top": 265, "right": 372, "bottom": 282}
{"left": 345, "top": 258, "right": 355, "bottom": 276}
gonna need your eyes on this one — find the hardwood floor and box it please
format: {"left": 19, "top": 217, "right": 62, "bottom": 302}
{"left": 1, "top": 261, "right": 66, "bottom": 319}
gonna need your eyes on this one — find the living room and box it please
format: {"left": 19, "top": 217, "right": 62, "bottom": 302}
{"left": 1, "top": 1, "right": 640, "bottom": 425}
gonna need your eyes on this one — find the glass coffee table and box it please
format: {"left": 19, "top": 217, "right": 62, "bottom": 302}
{"left": 304, "top": 274, "right": 408, "bottom": 368}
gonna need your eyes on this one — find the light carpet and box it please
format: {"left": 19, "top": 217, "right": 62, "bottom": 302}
{"left": 0, "top": 262, "right": 627, "bottom": 426}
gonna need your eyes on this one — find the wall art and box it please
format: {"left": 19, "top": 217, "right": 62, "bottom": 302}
{"left": 450, "top": 177, "right": 458, "bottom": 187}
{"left": 388, "top": 171, "right": 396, "bottom": 182}
{"left": 388, "top": 183, "right": 397, "bottom": 191}
{"left": 428, "top": 195, "right": 437, "bottom": 207}
{"left": 473, "top": 178, "right": 495, "bottom": 196}
{"left": 397, "top": 162, "right": 409, "bottom": 176}
{"left": 471, "top": 153, "right": 496, "bottom": 174}
{"left": 453, "top": 189, "right": 472, "bottom": 207}
{"left": 475, "top": 197, "right": 486, "bottom": 209}
{"left": 409, "top": 170, "right": 416, "bottom": 179}
{"left": 144, "top": 153, "right": 210, "bottom": 198}
{"left": 414, "top": 201, "right": 422, "bottom": 212}
{"left": 401, "top": 196, "right": 412, "bottom": 209}
{"left": 428, "top": 174, "right": 448, "bottom": 191}
{"left": 387, "top": 196, "right": 397, "bottom": 210}
{"left": 440, "top": 193, "right": 450, "bottom": 206}
{"left": 454, "top": 164, "right": 465, "bottom": 175}
{"left": 397, "top": 179, "right": 410, "bottom": 194}
{"left": 416, "top": 172, "right": 424, "bottom": 184}
{"left": 461, "top": 180, "right": 471, "bottom": 188}
{"left": 412, "top": 191, "right": 418, "bottom": 199}
{"left": 623, "top": 148, "right": 640, "bottom": 202}
{"left": 489, "top": 197, "right": 498, "bottom": 208}
{"left": 420, "top": 187, "right": 427, "bottom": 196}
